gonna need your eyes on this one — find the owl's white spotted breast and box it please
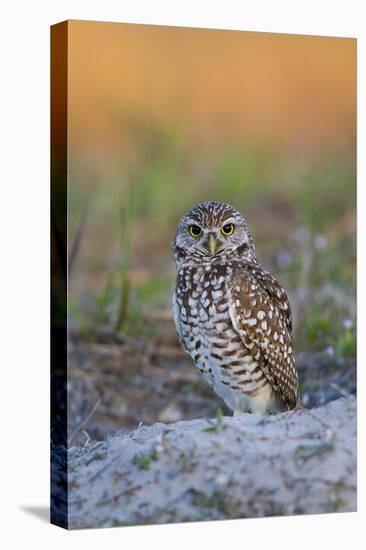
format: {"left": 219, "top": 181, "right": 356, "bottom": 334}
{"left": 173, "top": 260, "right": 285, "bottom": 414}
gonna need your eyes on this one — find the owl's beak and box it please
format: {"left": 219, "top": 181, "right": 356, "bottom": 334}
{"left": 207, "top": 233, "right": 217, "bottom": 256}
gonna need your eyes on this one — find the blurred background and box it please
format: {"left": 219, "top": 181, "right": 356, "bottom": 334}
{"left": 66, "top": 21, "right": 356, "bottom": 444}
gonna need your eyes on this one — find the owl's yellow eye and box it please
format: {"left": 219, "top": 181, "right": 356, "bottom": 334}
{"left": 221, "top": 223, "right": 235, "bottom": 236}
{"left": 189, "top": 225, "right": 202, "bottom": 237}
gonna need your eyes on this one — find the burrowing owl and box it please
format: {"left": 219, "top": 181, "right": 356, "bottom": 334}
{"left": 173, "top": 201, "right": 299, "bottom": 415}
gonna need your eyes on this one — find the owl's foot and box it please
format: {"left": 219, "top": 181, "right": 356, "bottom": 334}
{"left": 281, "top": 401, "right": 306, "bottom": 418}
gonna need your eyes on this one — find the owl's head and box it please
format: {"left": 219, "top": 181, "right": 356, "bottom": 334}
{"left": 173, "top": 201, "right": 256, "bottom": 265}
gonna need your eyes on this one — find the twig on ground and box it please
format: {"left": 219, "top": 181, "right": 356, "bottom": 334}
{"left": 68, "top": 397, "right": 102, "bottom": 446}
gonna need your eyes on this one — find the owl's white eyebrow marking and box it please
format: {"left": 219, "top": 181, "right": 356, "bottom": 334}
{"left": 185, "top": 218, "right": 202, "bottom": 225}
{"left": 220, "top": 217, "right": 237, "bottom": 225}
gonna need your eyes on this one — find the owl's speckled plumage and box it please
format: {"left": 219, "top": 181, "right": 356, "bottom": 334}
{"left": 172, "top": 201, "right": 299, "bottom": 415}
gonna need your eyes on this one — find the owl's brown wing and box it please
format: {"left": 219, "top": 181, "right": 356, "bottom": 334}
{"left": 228, "top": 263, "right": 298, "bottom": 409}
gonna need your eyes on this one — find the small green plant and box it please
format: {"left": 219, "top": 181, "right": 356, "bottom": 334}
{"left": 92, "top": 271, "right": 116, "bottom": 327}
{"left": 132, "top": 448, "right": 158, "bottom": 470}
{"left": 330, "top": 497, "right": 346, "bottom": 512}
{"left": 194, "top": 490, "right": 221, "bottom": 508}
{"left": 203, "top": 407, "right": 224, "bottom": 433}
{"left": 335, "top": 327, "right": 356, "bottom": 358}
{"left": 68, "top": 299, "right": 93, "bottom": 339}
{"left": 303, "top": 306, "right": 331, "bottom": 345}
{"left": 177, "top": 452, "right": 187, "bottom": 466}
{"left": 111, "top": 519, "right": 131, "bottom": 527}
{"left": 294, "top": 441, "right": 334, "bottom": 462}
{"left": 115, "top": 184, "right": 135, "bottom": 333}
{"left": 187, "top": 381, "right": 208, "bottom": 394}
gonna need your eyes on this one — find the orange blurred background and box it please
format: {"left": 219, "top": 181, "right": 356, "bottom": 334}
{"left": 68, "top": 20, "right": 356, "bottom": 158}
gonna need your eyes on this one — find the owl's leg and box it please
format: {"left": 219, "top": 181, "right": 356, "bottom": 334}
{"left": 281, "top": 401, "right": 306, "bottom": 417}
{"left": 248, "top": 384, "right": 287, "bottom": 415}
